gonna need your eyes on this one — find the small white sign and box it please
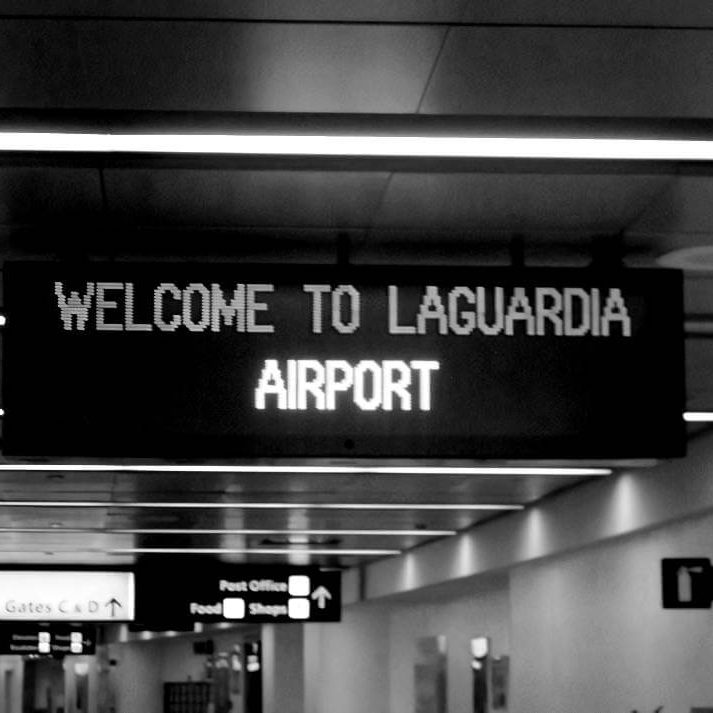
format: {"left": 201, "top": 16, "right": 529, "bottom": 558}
{"left": 288, "top": 598, "right": 310, "bottom": 620}
{"left": 0, "top": 571, "right": 135, "bottom": 621}
{"left": 288, "top": 575, "right": 310, "bottom": 596}
{"left": 223, "top": 598, "right": 246, "bottom": 620}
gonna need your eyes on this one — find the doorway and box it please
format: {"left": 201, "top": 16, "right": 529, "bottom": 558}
{"left": 22, "top": 657, "right": 65, "bottom": 713}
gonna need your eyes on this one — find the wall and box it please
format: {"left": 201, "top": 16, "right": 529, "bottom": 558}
{"left": 388, "top": 579, "right": 510, "bottom": 713}
{"left": 362, "top": 433, "right": 713, "bottom": 602}
{"left": 0, "top": 657, "right": 23, "bottom": 713}
{"left": 304, "top": 603, "right": 391, "bottom": 713}
{"left": 302, "top": 576, "right": 510, "bottom": 713}
{"left": 63, "top": 655, "right": 98, "bottom": 713}
{"left": 510, "top": 511, "right": 713, "bottom": 713}
{"left": 107, "top": 641, "right": 163, "bottom": 713}
{"left": 108, "top": 628, "right": 248, "bottom": 713}
{"left": 33, "top": 658, "right": 64, "bottom": 712}
{"left": 263, "top": 624, "right": 304, "bottom": 713}
{"left": 313, "top": 510, "right": 713, "bottom": 713}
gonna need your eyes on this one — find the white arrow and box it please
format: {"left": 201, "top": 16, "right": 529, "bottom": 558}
{"left": 311, "top": 586, "right": 332, "bottom": 609}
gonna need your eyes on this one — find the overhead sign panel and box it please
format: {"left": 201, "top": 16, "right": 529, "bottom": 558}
{"left": 2, "top": 262, "right": 685, "bottom": 458}
{"left": 0, "top": 571, "right": 134, "bottom": 622}
{"left": 135, "top": 565, "right": 341, "bottom": 624}
{"left": 0, "top": 624, "right": 96, "bottom": 655}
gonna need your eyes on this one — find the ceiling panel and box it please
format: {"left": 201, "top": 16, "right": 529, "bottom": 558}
{"left": 0, "top": 466, "right": 596, "bottom": 565}
{"left": 630, "top": 177, "right": 713, "bottom": 239}
{"left": 3, "top": 0, "right": 712, "bottom": 26}
{"left": 421, "top": 27, "right": 713, "bottom": 117}
{"left": 374, "top": 173, "right": 670, "bottom": 233}
{"left": 461, "top": 0, "right": 713, "bottom": 27}
{"left": 0, "top": 167, "right": 102, "bottom": 225}
{"left": 0, "top": 508, "right": 109, "bottom": 528}
{"left": 0, "top": 0, "right": 471, "bottom": 22}
{"left": 101, "top": 507, "right": 486, "bottom": 533}
{"left": 104, "top": 169, "right": 391, "bottom": 228}
{"left": 0, "top": 21, "right": 444, "bottom": 113}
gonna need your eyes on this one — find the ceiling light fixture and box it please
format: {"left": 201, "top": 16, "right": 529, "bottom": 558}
{"left": 684, "top": 412, "right": 713, "bottom": 422}
{"left": 106, "top": 547, "right": 401, "bottom": 556}
{"left": 2, "top": 132, "right": 713, "bottom": 161}
{"left": 0, "top": 527, "right": 457, "bottom": 536}
{"left": 0, "top": 463, "right": 612, "bottom": 476}
{"left": 0, "top": 500, "right": 523, "bottom": 511}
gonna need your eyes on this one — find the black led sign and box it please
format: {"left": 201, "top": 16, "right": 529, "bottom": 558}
{"left": 135, "top": 565, "right": 341, "bottom": 625}
{"left": 2, "top": 262, "right": 685, "bottom": 459}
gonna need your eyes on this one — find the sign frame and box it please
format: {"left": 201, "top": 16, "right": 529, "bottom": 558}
{"left": 2, "top": 261, "right": 686, "bottom": 460}
{"left": 135, "top": 563, "right": 342, "bottom": 625}
{"left": 0, "top": 567, "right": 135, "bottom": 622}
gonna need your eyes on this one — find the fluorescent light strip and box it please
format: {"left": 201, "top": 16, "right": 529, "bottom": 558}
{"left": 0, "top": 463, "right": 611, "bottom": 476}
{"left": 0, "top": 547, "right": 400, "bottom": 556}
{"left": 2, "top": 132, "right": 713, "bottom": 161}
{"left": 106, "top": 547, "right": 401, "bottom": 556}
{"left": 683, "top": 411, "right": 713, "bottom": 423}
{"left": 0, "top": 500, "right": 522, "bottom": 511}
{"left": 0, "top": 527, "right": 457, "bottom": 536}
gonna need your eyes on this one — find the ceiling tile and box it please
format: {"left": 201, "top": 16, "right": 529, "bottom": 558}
{"left": 630, "top": 177, "right": 713, "bottom": 238}
{"left": 0, "top": 21, "right": 445, "bottom": 112}
{"left": 0, "top": 167, "right": 102, "bottom": 225}
{"left": 375, "top": 173, "right": 669, "bottom": 233}
{"left": 461, "top": 0, "right": 713, "bottom": 27}
{"left": 0, "top": 0, "right": 470, "bottom": 22}
{"left": 104, "top": 169, "right": 390, "bottom": 228}
{"left": 421, "top": 27, "right": 713, "bottom": 116}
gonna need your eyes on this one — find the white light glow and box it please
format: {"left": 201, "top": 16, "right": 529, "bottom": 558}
{"left": 0, "top": 526, "right": 457, "bottom": 536}
{"left": 0, "top": 500, "right": 522, "bottom": 511}
{"left": 1, "top": 132, "right": 713, "bottom": 161}
{"left": 107, "top": 547, "right": 400, "bottom": 556}
{"left": 684, "top": 411, "right": 713, "bottom": 422}
{"left": 0, "top": 463, "right": 611, "bottom": 476}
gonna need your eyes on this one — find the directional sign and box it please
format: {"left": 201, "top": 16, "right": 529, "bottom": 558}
{"left": 311, "top": 586, "right": 332, "bottom": 609}
{"left": 0, "top": 624, "right": 96, "bottom": 655}
{"left": 661, "top": 558, "right": 713, "bottom": 608}
{"left": 135, "top": 564, "right": 341, "bottom": 624}
{"left": 0, "top": 571, "right": 135, "bottom": 621}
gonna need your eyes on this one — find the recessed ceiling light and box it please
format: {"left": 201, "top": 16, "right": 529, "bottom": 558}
{"left": 0, "top": 526, "right": 457, "bottom": 536}
{"left": 0, "top": 463, "right": 612, "bottom": 476}
{"left": 106, "top": 547, "right": 401, "bottom": 556}
{"left": 684, "top": 411, "right": 713, "bottom": 422}
{"left": 1, "top": 132, "right": 713, "bottom": 161}
{"left": 0, "top": 500, "right": 522, "bottom": 511}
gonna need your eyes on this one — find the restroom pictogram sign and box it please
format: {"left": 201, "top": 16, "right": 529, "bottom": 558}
{"left": 661, "top": 558, "right": 713, "bottom": 608}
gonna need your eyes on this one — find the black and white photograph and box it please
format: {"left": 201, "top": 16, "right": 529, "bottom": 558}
{"left": 0, "top": 1, "right": 709, "bottom": 712}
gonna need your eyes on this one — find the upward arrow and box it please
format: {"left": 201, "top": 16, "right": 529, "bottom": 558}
{"left": 311, "top": 586, "right": 332, "bottom": 609}
{"left": 105, "top": 598, "right": 122, "bottom": 617}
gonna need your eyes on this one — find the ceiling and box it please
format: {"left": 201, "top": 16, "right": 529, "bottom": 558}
{"left": 0, "top": 0, "right": 711, "bottom": 573}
